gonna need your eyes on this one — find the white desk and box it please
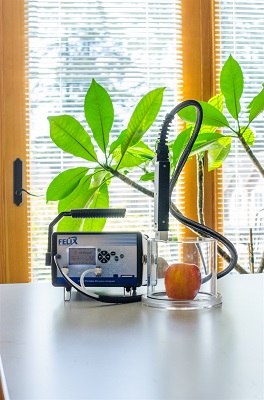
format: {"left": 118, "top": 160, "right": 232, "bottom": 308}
{"left": 0, "top": 274, "right": 264, "bottom": 400}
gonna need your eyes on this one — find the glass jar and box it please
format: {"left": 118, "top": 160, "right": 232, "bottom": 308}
{"left": 142, "top": 237, "right": 222, "bottom": 310}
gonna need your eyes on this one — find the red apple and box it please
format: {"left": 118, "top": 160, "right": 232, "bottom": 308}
{"left": 164, "top": 263, "right": 201, "bottom": 300}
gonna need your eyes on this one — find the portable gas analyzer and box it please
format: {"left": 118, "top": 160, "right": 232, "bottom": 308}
{"left": 46, "top": 209, "right": 148, "bottom": 303}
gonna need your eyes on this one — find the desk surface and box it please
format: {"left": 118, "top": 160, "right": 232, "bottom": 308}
{"left": 0, "top": 274, "right": 264, "bottom": 400}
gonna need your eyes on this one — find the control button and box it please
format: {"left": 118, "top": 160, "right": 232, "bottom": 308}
{"left": 120, "top": 254, "right": 124, "bottom": 259}
{"left": 114, "top": 256, "right": 119, "bottom": 261}
{"left": 110, "top": 251, "right": 116, "bottom": 256}
{"left": 98, "top": 250, "right": 111, "bottom": 264}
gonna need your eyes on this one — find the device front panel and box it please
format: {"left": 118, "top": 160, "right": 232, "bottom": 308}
{"left": 52, "top": 232, "right": 142, "bottom": 287}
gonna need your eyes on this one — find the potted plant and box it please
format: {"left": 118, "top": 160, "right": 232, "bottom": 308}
{"left": 46, "top": 55, "right": 264, "bottom": 273}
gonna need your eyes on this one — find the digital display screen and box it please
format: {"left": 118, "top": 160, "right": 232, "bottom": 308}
{"left": 68, "top": 247, "right": 96, "bottom": 266}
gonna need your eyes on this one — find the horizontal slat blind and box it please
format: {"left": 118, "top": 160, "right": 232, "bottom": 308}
{"left": 25, "top": 0, "right": 182, "bottom": 280}
{"left": 216, "top": 0, "right": 264, "bottom": 272}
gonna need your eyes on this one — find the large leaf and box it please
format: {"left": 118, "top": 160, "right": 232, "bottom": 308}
{"left": 185, "top": 121, "right": 216, "bottom": 134}
{"left": 220, "top": 55, "right": 244, "bottom": 120}
{"left": 247, "top": 84, "right": 264, "bottom": 123}
{"left": 84, "top": 79, "right": 114, "bottom": 153}
{"left": 121, "top": 87, "right": 165, "bottom": 154}
{"left": 172, "top": 129, "right": 227, "bottom": 167}
{"left": 83, "top": 182, "right": 109, "bottom": 231}
{"left": 207, "top": 137, "right": 232, "bottom": 171}
{"left": 48, "top": 115, "right": 97, "bottom": 162}
{"left": 140, "top": 172, "right": 154, "bottom": 182}
{"left": 109, "top": 130, "right": 127, "bottom": 155}
{"left": 172, "top": 127, "right": 192, "bottom": 167}
{"left": 58, "top": 173, "right": 109, "bottom": 232}
{"left": 113, "top": 141, "right": 154, "bottom": 168}
{"left": 58, "top": 175, "right": 94, "bottom": 213}
{"left": 178, "top": 101, "right": 229, "bottom": 128}
{"left": 46, "top": 167, "right": 89, "bottom": 202}
{"left": 190, "top": 132, "right": 228, "bottom": 155}
{"left": 92, "top": 168, "right": 111, "bottom": 186}
{"left": 57, "top": 216, "right": 84, "bottom": 232}
{"left": 57, "top": 175, "right": 94, "bottom": 231}
{"left": 240, "top": 126, "right": 255, "bottom": 146}
{"left": 208, "top": 93, "right": 224, "bottom": 112}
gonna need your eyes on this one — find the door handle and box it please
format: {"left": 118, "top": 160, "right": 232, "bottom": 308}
{"left": 13, "top": 158, "right": 23, "bottom": 206}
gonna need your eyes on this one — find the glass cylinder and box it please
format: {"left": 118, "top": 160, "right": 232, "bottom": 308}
{"left": 142, "top": 237, "right": 222, "bottom": 310}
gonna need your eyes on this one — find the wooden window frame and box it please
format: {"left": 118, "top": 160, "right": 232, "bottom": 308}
{"left": 0, "top": 0, "right": 30, "bottom": 283}
{"left": 180, "top": 0, "right": 223, "bottom": 238}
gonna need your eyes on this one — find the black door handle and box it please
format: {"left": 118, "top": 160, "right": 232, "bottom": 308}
{"left": 13, "top": 158, "right": 23, "bottom": 206}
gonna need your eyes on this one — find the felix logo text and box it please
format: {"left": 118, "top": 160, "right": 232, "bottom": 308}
{"left": 58, "top": 236, "right": 78, "bottom": 246}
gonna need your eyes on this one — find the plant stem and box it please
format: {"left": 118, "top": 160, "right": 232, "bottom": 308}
{"left": 217, "top": 245, "right": 248, "bottom": 274}
{"left": 104, "top": 165, "right": 154, "bottom": 198}
{"left": 237, "top": 130, "right": 264, "bottom": 178}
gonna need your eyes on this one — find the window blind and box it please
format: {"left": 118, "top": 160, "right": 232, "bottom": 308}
{"left": 25, "top": 0, "right": 182, "bottom": 280}
{"left": 216, "top": 0, "right": 264, "bottom": 272}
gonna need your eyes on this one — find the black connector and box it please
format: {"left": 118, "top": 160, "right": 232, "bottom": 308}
{"left": 154, "top": 160, "right": 170, "bottom": 237}
{"left": 154, "top": 114, "right": 171, "bottom": 239}
{"left": 156, "top": 140, "right": 169, "bottom": 162}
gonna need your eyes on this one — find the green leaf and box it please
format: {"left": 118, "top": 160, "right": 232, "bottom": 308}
{"left": 208, "top": 93, "right": 224, "bottom": 112}
{"left": 220, "top": 55, "right": 244, "bottom": 120}
{"left": 178, "top": 101, "right": 229, "bottom": 128}
{"left": 84, "top": 79, "right": 114, "bottom": 153}
{"left": 131, "top": 141, "right": 154, "bottom": 158}
{"left": 185, "top": 121, "right": 216, "bottom": 134}
{"left": 240, "top": 126, "right": 255, "bottom": 146}
{"left": 57, "top": 216, "right": 84, "bottom": 232}
{"left": 57, "top": 173, "right": 110, "bottom": 232}
{"left": 58, "top": 175, "right": 94, "bottom": 212}
{"left": 140, "top": 172, "right": 154, "bottom": 182}
{"left": 48, "top": 115, "right": 97, "bottom": 162}
{"left": 190, "top": 132, "right": 227, "bottom": 155}
{"left": 109, "top": 130, "right": 127, "bottom": 155}
{"left": 91, "top": 168, "right": 110, "bottom": 186}
{"left": 121, "top": 87, "right": 165, "bottom": 154}
{"left": 172, "top": 127, "right": 192, "bottom": 166}
{"left": 46, "top": 167, "right": 89, "bottom": 202}
{"left": 83, "top": 183, "right": 109, "bottom": 232}
{"left": 114, "top": 141, "right": 155, "bottom": 168}
{"left": 57, "top": 175, "right": 94, "bottom": 231}
{"left": 247, "top": 85, "right": 264, "bottom": 123}
{"left": 207, "top": 137, "right": 232, "bottom": 171}
{"left": 58, "top": 172, "right": 109, "bottom": 231}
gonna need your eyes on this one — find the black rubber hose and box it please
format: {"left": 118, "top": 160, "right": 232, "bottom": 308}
{"left": 158, "top": 100, "right": 238, "bottom": 280}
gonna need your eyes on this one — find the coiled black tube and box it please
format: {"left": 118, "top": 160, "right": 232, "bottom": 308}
{"left": 159, "top": 100, "right": 238, "bottom": 279}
